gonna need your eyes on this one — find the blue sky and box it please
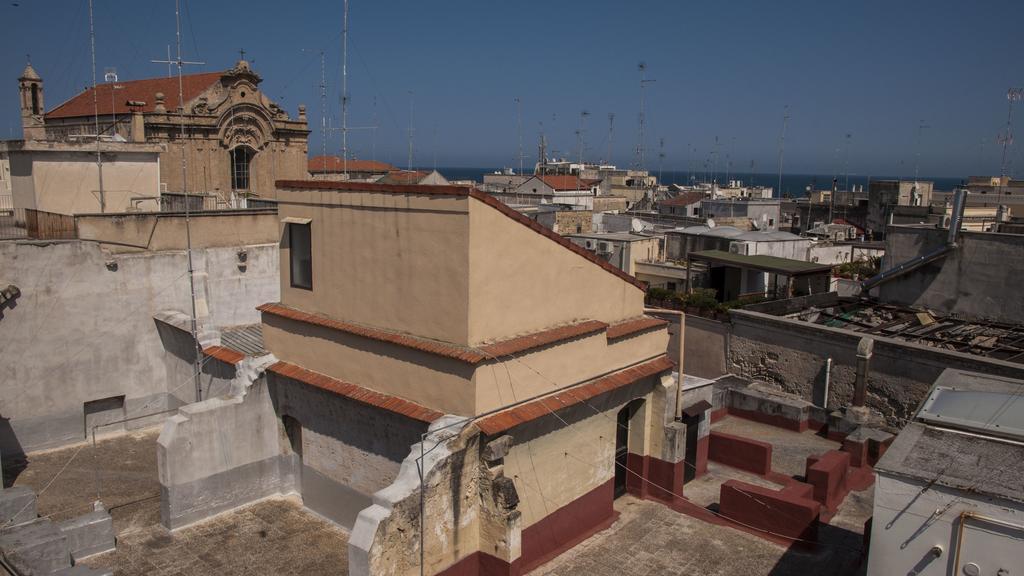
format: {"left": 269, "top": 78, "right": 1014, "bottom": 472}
{"left": 2, "top": 0, "right": 1022, "bottom": 177}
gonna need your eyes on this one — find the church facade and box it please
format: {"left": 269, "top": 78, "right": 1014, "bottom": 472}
{"left": 25, "top": 59, "right": 309, "bottom": 204}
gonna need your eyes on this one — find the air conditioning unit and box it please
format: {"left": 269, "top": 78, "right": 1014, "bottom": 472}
{"left": 729, "top": 242, "right": 751, "bottom": 256}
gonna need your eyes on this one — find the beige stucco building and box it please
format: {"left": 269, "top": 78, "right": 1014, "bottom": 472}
{"left": 20, "top": 59, "right": 308, "bottom": 205}
{"left": 244, "top": 179, "right": 691, "bottom": 575}
{"left": 0, "top": 138, "right": 163, "bottom": 214}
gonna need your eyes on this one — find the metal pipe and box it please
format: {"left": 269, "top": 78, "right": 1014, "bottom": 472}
{"left": 861, "top": 189, "right": 968, "bottom": 292}
{"left": 823, "top": 357, "right": 832, "bottom": 410}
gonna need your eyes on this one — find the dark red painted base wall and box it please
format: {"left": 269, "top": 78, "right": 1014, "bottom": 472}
{"left": 708, "top": 431, "right": 773, "bottom": 476}
{"left": 520, "top": 478, "right": 617, "bottom": 573}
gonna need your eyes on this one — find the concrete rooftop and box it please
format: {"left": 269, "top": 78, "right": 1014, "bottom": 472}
{"left": 7, "top": 428, "right": 349, "bottom": 576}
{"left": 532, "top": 496, "right": 867, "bottom": 576}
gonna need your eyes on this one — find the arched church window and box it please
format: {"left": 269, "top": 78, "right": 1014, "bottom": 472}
{"left": 230, "top": 146, "right": 255, "bottom": 191}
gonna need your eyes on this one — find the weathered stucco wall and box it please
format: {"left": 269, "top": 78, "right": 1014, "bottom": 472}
{"left": 158, "top": 374, "right": 292, "bottom": 530}
{"left": 268, "top": 372, "right": 429, "bottom": 529}
{"left": 468, "top": 196, "right": 645, "bottom": 344}
{"left": 728, "top": 309, "right": 1024, "bottom": 424}
{"left": 76, "top": 210, "right": 279, "bottom": 253}
{"left": 682, "top": 314, "right": 728, "bottom": 379}
{"left": 877, "top": 226, "right": 1024, "bottom": 323}
{"left": 276, "top": 188, "right": 471, "bottom": 345}
{"left": 0, "top": 240, "right": 278, "bottom": 455}
{"left": 7, "top": 149, "right": 161, "bottom": 214}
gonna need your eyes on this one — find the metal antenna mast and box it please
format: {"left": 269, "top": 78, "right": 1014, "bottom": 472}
{"left": 341, "top": 0, "right": 349, "bottom": 177}
{"left": 515, "top": 97, "right": 523, "bottom": 175}
{"left": 999, "top": 89, "right": 1023, "bottom": 180}
{"left": 152, "top": 0, "right": 206, "bottom": 402}
{"left": 777, "top": 105, "right": 790, "bottom": 198}
{"left": 843, "top": 133, "right": 852, "bottom": 192}
{"left": 658, "top": 137, "right": 665, "bottom": 185}
{"left": 302, "top": 48, "right": 328, "bottom": 177}
{"left": 88, "top": 0, "right": 105, "bottom": 213}
{"left": 407, "top": 90, "right": 415, "bottom": 171}
{"left": 576, "top": 110, "right": 590, "bottom": 166}
{"left": 635, "top": 62, "right": 655, "bottom": 170}
{"left": 606, "top": 113, "right": 614, "bottom": 166}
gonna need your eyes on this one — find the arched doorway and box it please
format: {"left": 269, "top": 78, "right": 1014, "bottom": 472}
{"left": 614, "top": 398, "right": 646, "bottom": 498}
{"left": 230, "top": 145, "right": 256, "bottom": 192}
{"left": 282, "top": 415, "right": 303, "bottom": 460}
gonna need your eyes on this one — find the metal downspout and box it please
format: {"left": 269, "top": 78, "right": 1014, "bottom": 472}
{"left": 860, "top": 189, "right": 968, "bottom": 293}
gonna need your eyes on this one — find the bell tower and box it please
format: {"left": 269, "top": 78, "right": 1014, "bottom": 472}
{"left": 18, "top": 60, "right": 45, "bottom": 141}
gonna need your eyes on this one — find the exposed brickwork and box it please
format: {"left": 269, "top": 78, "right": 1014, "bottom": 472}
{"left": 267, "top": 360, "right": 444, "bottom": 424}
{"left": 477, "top": 355, "right": 673, "bottom": 434}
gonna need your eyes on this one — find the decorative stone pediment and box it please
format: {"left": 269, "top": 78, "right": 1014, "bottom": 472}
{"left": 218, "top": 110, "right": 271, "bottom": 151}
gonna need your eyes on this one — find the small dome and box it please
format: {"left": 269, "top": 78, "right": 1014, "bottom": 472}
{"left": 235, "top": 59, "right": 251, "bottom": 72}
{"left": 20, "top": 63, "right": 41, "bottom": 81}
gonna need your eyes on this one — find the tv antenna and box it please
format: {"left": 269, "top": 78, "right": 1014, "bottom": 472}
{"left": 576, "top": 110, "right": 590, "bottom": 166}
{"left": 635, "top": 62, "right": 655, "bottom": 170}
{"left": 151, "top": 0, "right": 206, "bottom": 401}
{"left": 407, "top": 90, "right": 415, "bottom": 171}
{"left": 777, "top": 105, "right": 790, "bottom": 198}
{"left": 606, "top": 113, "right": 615, "bottom": 166}
{"left": 515, "top": 97, "right": 523, "bottom": 175}
{"left": 301, "top": 48, "right": 328, "bottom": 177}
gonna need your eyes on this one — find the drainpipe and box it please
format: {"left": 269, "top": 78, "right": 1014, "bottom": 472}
{"left": 853, "top": 337, "right": 874, "bottom": 407}
{"left": 822, "top": 357, "right": 832, "bottom": 410}
{"left": 860, "top": 189, "right": 968, "bottom": 292}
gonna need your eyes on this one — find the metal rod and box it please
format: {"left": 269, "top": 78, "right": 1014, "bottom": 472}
{"left": 88, "top": 0, "right": 105, "bottom": 213}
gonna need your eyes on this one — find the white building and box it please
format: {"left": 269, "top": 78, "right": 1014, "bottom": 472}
{"left": 868, "top": 368, "right": 1024, "bottom": 576}
{"left": 510, "top": 174, "right": 599, "bottom": 209}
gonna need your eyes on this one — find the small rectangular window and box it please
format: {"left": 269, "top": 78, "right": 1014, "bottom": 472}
{"left": 289, "top": 223, "right": 312, "bottom": 290}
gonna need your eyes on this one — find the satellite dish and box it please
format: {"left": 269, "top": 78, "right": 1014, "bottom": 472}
{"left": 707, "top": 218, "right": 716, "bottom": 228}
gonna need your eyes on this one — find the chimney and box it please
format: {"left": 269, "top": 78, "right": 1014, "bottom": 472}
{"left": 130, "top": 110, "right": 145, "bottom": 143}
{"left": 853, "top": 337, "right": 874, "bottom": 407}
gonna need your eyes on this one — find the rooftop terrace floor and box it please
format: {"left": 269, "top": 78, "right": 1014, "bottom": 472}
{"left": 531, "top": 496, "right": 867, "bottom": 576}
{"left": 7, "top": 427, "right": 349, "bottom": 576}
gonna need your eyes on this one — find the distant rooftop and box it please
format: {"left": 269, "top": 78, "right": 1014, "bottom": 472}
{"left": 567, "top": 232, "right": 654, "bottom": 242}
{"left": 689, "top": 250, "right": 832, "bottom": 275}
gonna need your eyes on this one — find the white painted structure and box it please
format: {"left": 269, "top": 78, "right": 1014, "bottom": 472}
{"left": 867, "top": 369, "right": 1024, "bottom": 576}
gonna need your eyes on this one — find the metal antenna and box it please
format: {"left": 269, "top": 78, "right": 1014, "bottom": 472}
{"left": 913, "top": 119, "right": 929, "bottom": 184}
{"left": 777, "top": 105, "right": 790, "bottom": 198}
{"left": 301, "top": 48, "right": 327, "bottom": 177}
{"left": 843, "top": 133, "right": 852, "bottom": 193}
{"left": 403, "top": 89, "right": 411, "bottom": 169}
{"left": 576, "top": 110, "right": 590, "bottom": 166}
{"left": 515, "top": 97, "right": 523, "bottom": 175}
{"left": 635, "top": 62, "right": 655, "bottom": 170}
{"left": 606, "top": 113, "right": 614, "bottom": 166}
{"left": 341, "top": 0, "right": 349, "bottom": 176}
{"left": 88, "top": 0, "right": 106, "bottom": 213}
{"left": 658, "top": 137, "right": 665, "bottom": 185}
{"left": 152, "top": 0, "right": 206, "bottom": 402}
{"left": 999, "top": 89, "right": 1023, "bottom": 179}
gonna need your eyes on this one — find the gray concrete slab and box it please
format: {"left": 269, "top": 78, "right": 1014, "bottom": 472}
{"left": 57, "top": 508, "right": 115, "bottom": 561}
{"left": 711, "top": 416, "right": 840, "bottom": 479}
{"left": 531, "top": 496, "right": 868, "bottom": 576}
{"left": 684, "top": 462, "right": 785, "bottom": 509}
{"left": 12, "top": 428, "right": 161, "bottom": 535}
{"left": 0, "top": 485, "right": 38, "bottom": 526}
{"left": 0, "top": 517, "right": 71, "bottom": 574}
{"left": 81, "top": 497, "right": 348, "bottom": 576}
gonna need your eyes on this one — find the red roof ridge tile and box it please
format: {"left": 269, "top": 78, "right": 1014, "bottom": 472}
{"left": 267, "top": 361, "right": 443, "bottom": 423}
{"left": 606, "top": 316, "right": 669, "bottom": 340}
{"left": 259, "top": 303, "right": 613, "bottom": 364}
{"left": 476, "top": 355, "right": 673, "bottom": 435}
{"left": 202, "top": 345, "right": 245, "bottom": 365}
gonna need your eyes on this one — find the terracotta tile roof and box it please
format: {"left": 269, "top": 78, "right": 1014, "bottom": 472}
{"left": 267, "top": 361, "right": 443, "bottom": 423}
{"left": 258, "top": 302, "right": 609, "bottom": 363}
{"left": 202, "top": 345, "right": 245, "bottom": 365}
{"left": 536, "top": 175, "right": 600, "bottom": 191}
{"left": 476, "top": 355, "right": 674, "bottom": 435}
{"left": 308, "top": 156, "right": 395, "bottom": 174}
{"left": 478, "top": 320, "right": 608, "bottom": 357}
{"left": 46, "top": 72, "right": 223, "bottom": 119}
{"left": 659, "top": 191, "right": 705, "bottom": 207}
{"left": 376, "top": 170, "right": 430, "bottom": 185}
{"left": 606, "top": 317, "right": 669, "bottom": 341}
{"left": 273, "top": 180, "right": 646, "bottom": 291}
{"left": 258, "top": 302, "right": 485, "bottom": 363}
